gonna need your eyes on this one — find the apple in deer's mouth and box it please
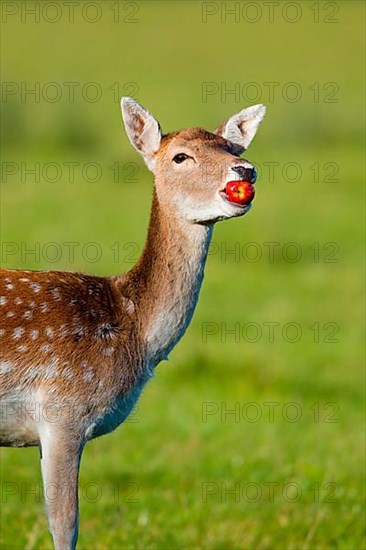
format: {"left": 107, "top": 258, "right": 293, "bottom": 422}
{"left": 224, "top": 180, "right": 255, "bottom": 206}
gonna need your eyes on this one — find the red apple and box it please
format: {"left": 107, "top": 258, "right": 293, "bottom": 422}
{"left": 225, "top": 180, "right": 255, "bottom": 205}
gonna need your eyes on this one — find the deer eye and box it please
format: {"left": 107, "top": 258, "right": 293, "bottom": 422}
{"left": 173, "top": 153, "right": 189, "bottom": 164}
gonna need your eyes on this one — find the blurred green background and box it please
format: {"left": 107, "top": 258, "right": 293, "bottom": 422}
{"left": 0, "top": 1, "right": 364, "bottom": 549}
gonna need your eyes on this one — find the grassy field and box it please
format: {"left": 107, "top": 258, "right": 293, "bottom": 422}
{"left": 0, "top": 1, "right": 365, "bottom": 549}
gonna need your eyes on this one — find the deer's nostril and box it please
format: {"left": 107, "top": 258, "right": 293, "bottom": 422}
{"left": 232, "top": 165, "right": 255, "bottom": 182}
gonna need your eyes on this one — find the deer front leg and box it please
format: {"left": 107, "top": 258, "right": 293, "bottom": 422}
{"left": 39, "top": 428, "right": 84, "bottom": 550}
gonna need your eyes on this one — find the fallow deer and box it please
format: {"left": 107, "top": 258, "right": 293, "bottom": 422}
{"left": 0, "top": 98, "right": 266, "bottom": 549}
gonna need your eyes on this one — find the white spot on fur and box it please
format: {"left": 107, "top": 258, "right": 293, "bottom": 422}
{"left": 73, "top": 326, "right": 85, "bottom": 338}
{"left": 19, "top": 277, "right": 30, "bottom": 282}
{"left": 39, "top": 357, "right": 60, "bottom": 380}
{"left": 31, "top": 283, "right": 41, "bottom": 293}
{"left": 83, "top": 369, "right": 94, "bottom": 382}
{"left": 23, "top": 310, "right": 33, "bottom": 320}
{"left": 6, "top": 311, "right": 15, "bottom": 318}
{"left": 41, "top": 344, "right": 53, "bottom": 353}
{"left": 30, "top": 329, "right": 39, "bottom": 340}
{"left": 51, "top": 288, "right": 61, "bottom": 301}
{"left": 40, "top": 303, "right": 49, "bottom": 313}
{"left": 45, "top": 327, "right": 54, "bottom": 338}
{"left": 24, "top": 369, "right": 40, "bottom": 383}
{"left": 17, "top": 345, "right": 28, "bottom": 353}
{"left": 124, "top": 297, "right": 135, "bottom": 314}
{"left": 6, "top": 283, "right": 14, "bottom": 290}
{"left": 0, "top": 329, "right": 5, "bottom": 338}
{"left": 63, "top": 367, "right": 73, "bottom": 380}
{"left": 102, "top": 346, "right": 115, "bottom": 356}
{"left": 43, "top": 364, "right": 57, "bottom": 379}
{"left": 59, "top": 325, "right": 68, "bottom": 338}
{"left": 0, "top": 361, "right": 13, "bottom": 374}
{"left": 14, "top": 297, "right": 23, "bottom": 305}
{"left": 13, "top": 327, "right": 25, "bottom": 339}
{"left": 29, "top": 301, "right": 36, "bottom": 308}
{"left": 0, "top": 296, "right": 7, "bottom": 306}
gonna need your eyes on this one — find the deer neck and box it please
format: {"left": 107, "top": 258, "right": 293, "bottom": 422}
{"left": 125, "top": 189, "right": 213, "bottom": 364}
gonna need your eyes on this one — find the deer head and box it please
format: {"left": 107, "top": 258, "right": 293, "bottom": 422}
{"left": 121, "top": 97, "right": 266, "bottom": 224}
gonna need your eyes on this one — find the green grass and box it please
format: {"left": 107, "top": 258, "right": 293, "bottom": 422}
{"left": 0, "top": 2, "right": 365, "bottom": 549}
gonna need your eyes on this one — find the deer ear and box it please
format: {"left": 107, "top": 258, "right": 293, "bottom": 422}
{"left": 121, "top": 97, "right": 162, "bottom": 171}
{"left": 215, "top": 104, "right": 266, "bottom": 150}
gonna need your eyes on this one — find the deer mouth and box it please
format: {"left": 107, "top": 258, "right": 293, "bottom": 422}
{"left": 220, "top": 180, "right": 255, "bottom": 207}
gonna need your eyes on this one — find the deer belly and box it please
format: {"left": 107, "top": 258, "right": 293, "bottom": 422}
{"left": 85, "top": 383, "right": 144, "bottom": 440}
{"left": 0, "top": 391, "right": 40, "bottom": 447}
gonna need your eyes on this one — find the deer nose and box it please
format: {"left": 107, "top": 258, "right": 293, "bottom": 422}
{"left": 232, "top": 165, "right": 257, "bottom": 183}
